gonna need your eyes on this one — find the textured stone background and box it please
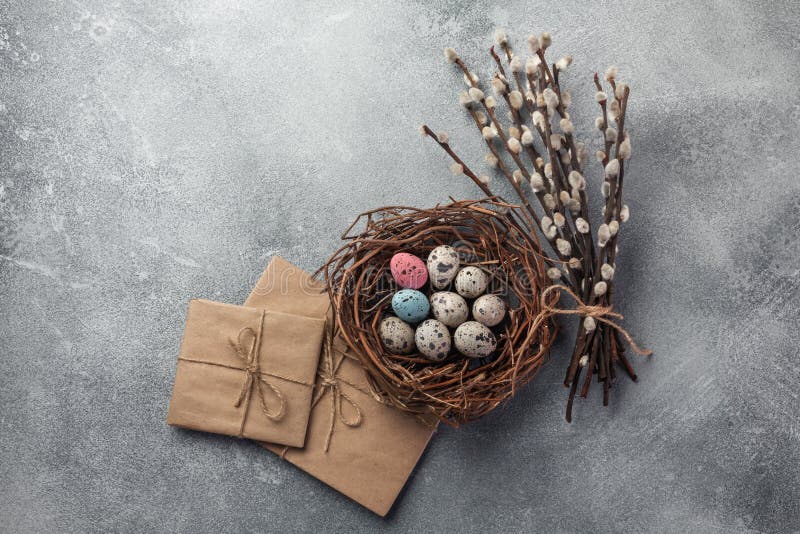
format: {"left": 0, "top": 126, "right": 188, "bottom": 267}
{"left": 1, "top": 1, "right": 798, "bottom": 532}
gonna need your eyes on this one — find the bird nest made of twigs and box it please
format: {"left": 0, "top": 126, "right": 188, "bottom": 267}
{"left": 321, "top": 198, "right": 558, "bottom": 424}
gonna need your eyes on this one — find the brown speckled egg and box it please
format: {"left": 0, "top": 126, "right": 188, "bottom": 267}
{"left": 430, "top": 291, "right": 469, "bottom": 328}
{"left": 414, "top": 319, "right": 451, "bottom": 361}
{"left": 454, "top": 321, "right": 497, "bottom": 358}
{"left": 472, "top": 294, "right": 506, "bottom": 327}
{"left": 379, "top": 317, "right": 416, "bottom": 354}
{"left": 426, "top": 245, "right": 460, "bottom": 290}
{"left": 454, "top": 266, "right": 489, "bottom": 299}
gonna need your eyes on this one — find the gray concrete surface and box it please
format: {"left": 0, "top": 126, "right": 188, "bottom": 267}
{"left": 1, "top": 1, "right": 799, "bottom": 532}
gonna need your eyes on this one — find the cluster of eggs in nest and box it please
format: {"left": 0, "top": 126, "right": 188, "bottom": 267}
{"left": 379, "top": 245, "right": 507, "bottom": 361}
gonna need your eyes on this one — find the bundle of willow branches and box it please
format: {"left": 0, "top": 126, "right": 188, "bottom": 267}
{"left": 421, "top": 29, "right": 651, "bottom": 421}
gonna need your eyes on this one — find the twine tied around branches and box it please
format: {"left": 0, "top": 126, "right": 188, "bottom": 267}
{"left": 537, "top": 284, "right": 652, "bottom": 356}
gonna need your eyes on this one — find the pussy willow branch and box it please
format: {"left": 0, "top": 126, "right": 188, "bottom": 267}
{"left": 426, "top": 32, "right": 645, "bottom": 420}
{"left": 440, "top": 44, "right": 585, "bottom": 288}
{"left": 565, "top": 71, "right": 637, "bottom": 415}
{"left": 419, "top": 125, "right": 493, "bottom": 197}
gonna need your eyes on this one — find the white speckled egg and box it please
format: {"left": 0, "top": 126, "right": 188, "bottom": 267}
{"left": 414, "top": 319, "right": 451, "bottom": 361}
{"left": 430, "top": 291, "right": 469, "bottom": 328}
{"left": 454, "top": 321, "right": 497, "bottom": 358}
{"left": 454, "top": 266, "right": 489, "bottom": 299}
{"left": 427, "top": 245, "right": 460, "bottom": 289}
{"left": 379, "top": 317, "right": 416, "bottom": 354}
{"left": 472, "top": 294, "right": 507, "bottom": 327}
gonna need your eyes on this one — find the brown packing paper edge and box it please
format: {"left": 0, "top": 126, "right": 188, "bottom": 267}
{"left": 245, "top": 256, "right": 437, "bottom": 517}
{"left": 166, "top": 299, "right": 324, "bottom": 448}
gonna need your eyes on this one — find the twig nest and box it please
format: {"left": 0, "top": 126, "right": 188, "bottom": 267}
{"left": 454, "top": 321, "right": 497, "bottom": 358}
{"left": 322, "top": 200, "right": 556, "bottom": 424}
{"left": 415, "top": 319, "right": 451, "bottom": 362}
{"left": 427, "top": 245, "right": 460, "bottom": 289}
{"left": 430, "top": 291, "right": 469, "bottom": 328}
{"left": 391, "top": 289, "right": 430, "bottom": 323}
{"left": 455, "top": 266, "right": 489, "bottom": 298}
{"left": 390, "top": 252, "right": 427, "bottom": 289}
{"left": 379, "top": 317, "right": 416, "bottom": 355}
{"left": 472, "top": 294, "right": 506, "bottom": 327}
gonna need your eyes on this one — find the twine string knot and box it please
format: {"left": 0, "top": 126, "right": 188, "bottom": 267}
{"left": 310, "top": 321, "right": 372, "bottom": 452}
{"left": 538, "top": 284, "right": 652, "bottom": 356}
{"left": 229, "top": 314, "right": 287, "bottom": 436}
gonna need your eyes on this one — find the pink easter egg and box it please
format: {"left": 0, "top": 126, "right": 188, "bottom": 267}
{"left": 390, "top": 252, "right": 428, "bottom": 289}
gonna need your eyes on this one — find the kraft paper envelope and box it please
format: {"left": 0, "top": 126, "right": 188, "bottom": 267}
{"left": 245, "top": 256, "right": 436, "bottom": 517}
{"left": 167, "top": 299, "right": 324, "bottom": 447}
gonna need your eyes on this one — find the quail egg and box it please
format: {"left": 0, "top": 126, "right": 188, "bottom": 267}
{"left": 391, "top": 289, "right": 430, "bottom": 323}
{"left": 454, "top": 266, "right": 489, "bottom": 299}
{"left": 414, "top": 319, "right": 451, "bottom": 361}
{"left": 472, "top": 294, "right": 506, "bottom": 327}
{"left": 454, "top": 321, "right": 497, "bottom": 358}
{"left": 430, "top": 291, "right": 469, "bottom": 328}
{"left": 390, "top": 252, "right": 428, "bottom": 289}
{"left": 426, "top": 245, "right": 460, "bottom": 289}
{"left": 379, "top": 317, "right": 416, "bottom": 354}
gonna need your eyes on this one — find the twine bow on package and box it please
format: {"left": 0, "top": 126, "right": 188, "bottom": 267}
{"left": 166, "top": 299, "right": 324, "bottom": 447}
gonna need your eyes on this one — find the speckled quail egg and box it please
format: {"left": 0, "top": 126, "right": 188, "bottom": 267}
{"left": 472, "top": 294, "right": 507, "bottom": 327}
{"left": 430, "top": 291, "right": 469, "bottom": 328}
{"left": 426, "top": 245, "right": 460, "bottom": 290}
{"left": 390, "top": 252, "right": 428, "bottom": 289}
{"left": 454, "top": 266, "right": 489, "bottom": 299}
{"left": 454, "top": 321, "right": 497, "bottom": 358}
{"left": 414, "top": 319, "right": 451, "bottom": 361}
{"left": 379, "top": 317, "right": 416, "bottom": 354}
{"left": 391, "top": 289, "right": 430, "bottom": 323}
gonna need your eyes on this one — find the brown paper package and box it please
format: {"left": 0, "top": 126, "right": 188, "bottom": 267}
{"left": 167, "top": 299, "right": 324, "bottom": 448}
{"left": 245, "top": 257, "right": 436, "bottom": 517}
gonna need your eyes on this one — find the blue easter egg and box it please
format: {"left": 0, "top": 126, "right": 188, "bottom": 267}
{"left": 391, "top": 289, "right": 430, "bottom": 323}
